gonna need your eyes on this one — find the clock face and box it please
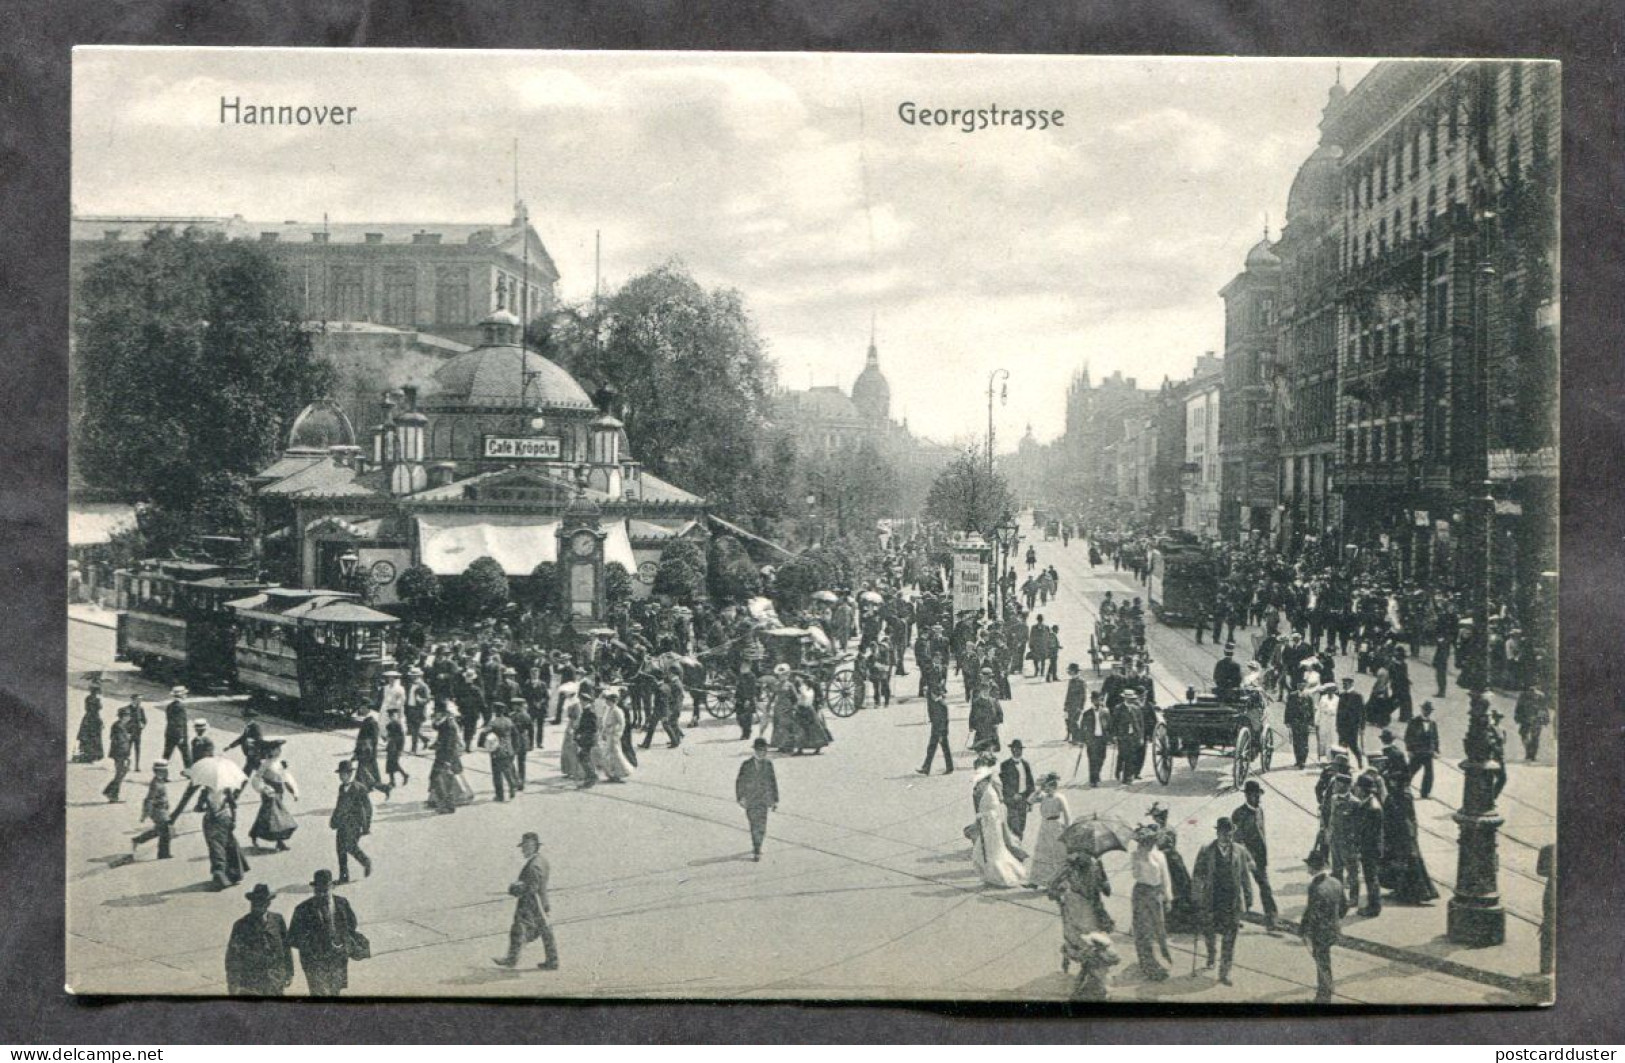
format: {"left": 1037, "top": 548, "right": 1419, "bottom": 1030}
{"left": 570, "top": 531, "right": 598, "bottom": 558}
{"left": 368, "top": 559, "right": 397, "bottom": 585}
{"left": 636, "top": 560, "right": 659, "bottom": 584}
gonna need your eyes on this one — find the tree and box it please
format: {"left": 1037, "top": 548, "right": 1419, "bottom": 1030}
{"left": 75, "top": 228, "right": 335, "bottom": 552}
{"left": 653, "top": 537, "right": 707, "bottom": 604}
{"left": 449, "top": 556, "right": 510, "bottom": 620}
{"left": 396, "top": 564, "right": 441, "bottom": 619}
{"left": 925, "top": 446, "right": 1017, "bottom": 537}
{"left": 525, "top": 560, "right": 562, "bottom": 615}
{"left": 806, "top": 438, "right": 899, "bottom": 540}
{"left": 532, "top": 262, "right": 778, "bottom": 518}
{"left": 605, "top": 561, "right": 634, "bottom": 608}
{"left": 707, "top": 535, "right": 762, "bottom": 602}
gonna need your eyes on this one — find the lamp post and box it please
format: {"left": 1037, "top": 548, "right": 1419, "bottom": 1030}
{"left": 986, "top": 368, "right": 1009, "bottom": 480}
{"left": 1448, "top": 66, "right": 1506, "bottom": 948}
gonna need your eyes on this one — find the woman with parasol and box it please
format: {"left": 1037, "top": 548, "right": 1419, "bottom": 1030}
{"left": 789, "top": 671, "right": 833, "bottom": 755}
{"left": 1047, "top": 836, "right": 1116, "bottom": 972}
{"left": 246, "top": 738, "right": 299, "bottom": 852}
{"left": 183, "top": 755, "right": 251, "bottom": 889}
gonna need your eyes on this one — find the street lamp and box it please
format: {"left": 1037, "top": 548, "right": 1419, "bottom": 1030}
{"left": 987, "top": 368, "right": 1010, "bottom": 479}
{"left": 338, "top": 548, "right": 360, "bottom": 588}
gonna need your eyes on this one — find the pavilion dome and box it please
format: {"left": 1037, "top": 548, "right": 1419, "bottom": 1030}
{"left": 286, "top": 399, "right": 356, "bottom": 451}
{"left": 852, "top": 338, "right": 891, "bottom": 423}
{"left": 1244, "top": 237, "right": 1281, "bottom": 271}
{"left": 423, "top": 322, "right": 596, "bottom": 413}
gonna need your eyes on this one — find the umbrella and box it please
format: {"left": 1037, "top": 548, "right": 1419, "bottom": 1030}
{"left": 811, "top": 590, "right": 839, "bottom": 604}
{"left": 1060, "top": 816, "right": 1134, "bottom": 857}
{"left": 185, "top": 755, "right": 247, "bottom": 792}
{"left": 859, "top": 590, "right": 884, "bottom": 605}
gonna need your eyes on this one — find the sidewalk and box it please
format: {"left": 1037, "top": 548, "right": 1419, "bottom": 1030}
{"left": 68, "top": 600, "right": 117, "bottom": 630}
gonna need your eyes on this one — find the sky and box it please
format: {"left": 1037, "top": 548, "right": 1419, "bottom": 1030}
{"left": 73, "top": 49, "right": 1374, "bottom": 450}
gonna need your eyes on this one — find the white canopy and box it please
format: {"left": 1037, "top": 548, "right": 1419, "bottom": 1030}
{"left": 415, "top": 513, "right": 637, "bottom": 577}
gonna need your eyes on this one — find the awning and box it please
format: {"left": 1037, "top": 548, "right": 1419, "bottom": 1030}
{"left": 415, "top": 513, "right": 637, "bottom": 577}
{"left": 69, "top": 503, "right": 138, "bottom": 547}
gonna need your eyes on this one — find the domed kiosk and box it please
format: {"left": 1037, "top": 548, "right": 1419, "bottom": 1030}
{"left": 252, "top": 310, "right": 708, "bottom": 606}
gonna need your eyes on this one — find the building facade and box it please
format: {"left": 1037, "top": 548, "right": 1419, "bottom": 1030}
{"left": 1182, "top": 356, "right": 1223, "bottom": 537}
{"left": 1061, "top": 368, "right": 1156, "bottom": 516}
{"left": 1218, "top": 239, "right": 1283, "bottom": 540}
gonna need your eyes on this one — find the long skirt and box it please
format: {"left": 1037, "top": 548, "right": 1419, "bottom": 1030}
{"left": 250, "top": 784, "right": 298, "bottom": 843}
{"left": 1163, "top": 848, "right": 1197, "bottom": 933}
{"left": 560, "top": 723, "right": 580, "bottom": 778}
{"left": 428, "top": 764, "right": 460, "bottom": 812}
{"left": 1028, "top": 817, "right": 1069, "bottom": 888}
{"left": 1380, "top": 796, "right": 1440, "bottom": 904}
{"left": 1132, "top": 882, "right": 1169, "bottom": 978}
{"left": 75, "top": 714, "right": 105, "bottom": 762}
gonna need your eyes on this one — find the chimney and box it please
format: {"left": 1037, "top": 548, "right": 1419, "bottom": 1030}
{"left": 412, "top": 231, "right": 442, "bottom": 245}
{"left": 428, "top": 462, "right": 457, "bottom": 489}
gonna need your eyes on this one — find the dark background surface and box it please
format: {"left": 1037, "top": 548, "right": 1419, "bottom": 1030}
{"left": 3, "top": 0, "right": 1622, "bottom": 1043}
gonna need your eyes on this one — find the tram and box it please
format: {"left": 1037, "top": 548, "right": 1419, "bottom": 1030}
{"left": 114, "top": 560, "right": 267, "bottom": 686}
{"left": 1146, "top": 534, "right": 1218, "bottom": 624}
{"left": 115, "top": 560, "right": 399, "bottom": 718}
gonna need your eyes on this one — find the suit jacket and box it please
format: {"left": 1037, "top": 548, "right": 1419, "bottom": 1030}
{"left": 1078, "top": 706, "right": 1110, "bottom": 742}
{"left": 225, "top": 911, "right": 293, "bottom": 995}
{"left": 1212, "top": 657, "right": 1243, "bottom": 695}
{"left": 999, "top": 758, "right": 1035, "bottom": 806}
{"left": 1335, "top": 692, "right": 1366, "bottom": 734}
{"left": 509, "top": 853, "right": 552, "bottom": 934}
{"left": 165, "top": 700, "right": 188, "bottom": 735}
{"left": 735, "top": 757, "right": 779, "bottom": 809}
{"left": 330, "top": 780, "right": 373, "bottom": 837}
{"left": 1063, "top": 678, "right": 1088, "bottom": 718}
{"left": 1404, "top": 716, "right": 1439, "bottom": 755}
{"left": 1191, "top": 840, "right": 1256, "bottom": 924}
{"left": 925, "top": 693, "right": 949, "bottom": 730}
{"left": 286, "top": 894, "right": 357, "bottom": 967}
{"left": 1231, "top": 802, "right": 1268, "bottom": 864}
{"left": 1300, "top": 871, "right": 1349, "bottom": 946}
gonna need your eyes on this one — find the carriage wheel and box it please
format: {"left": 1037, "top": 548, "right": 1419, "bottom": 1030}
{"left": 1232, "top": 727, "right": 1254, "bottom": 790}
{"left": 1152, "top": 723, "right": 1173, "bottom": 785}
{"left": 1260, "top": 726, "right": 1276, "bottom": 774}
{"left": 706, "top": 690, "right": 735, "bottom": 720}
{"left": 827, "top": 666, "right": 858, "bottom": 717}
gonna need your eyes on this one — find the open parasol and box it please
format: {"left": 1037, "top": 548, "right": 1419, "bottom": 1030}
{"left": 185, "top": 755, "right": 248, "bottom": 792}
{"left": 1060, "top": 816, "right": 1134, "bottom": 857}
{"left": 811, "top": 590, "right": 839, "bottom": 604}
{"left": 858, "top": 590, "right": 884, "bottom": 605}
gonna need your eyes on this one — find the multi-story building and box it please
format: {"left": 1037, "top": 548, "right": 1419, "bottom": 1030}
{"left": 1061, "top": 367, "right": 1156, "bottom": 515}
{"left": 1148, "top": 377, "right": 1190, "bottom": 532}
{"left": 1218, "top": 238, "right": 1283, "bottom": 539}
{"left": 1274, "top": 80, "right": 1349, "bottom": 548}
{"left": 1182, "top": 354, "right": 1223, "bottom": 537}
{"left": 1324, "top": 60, "right": 1559, "bottom": 609}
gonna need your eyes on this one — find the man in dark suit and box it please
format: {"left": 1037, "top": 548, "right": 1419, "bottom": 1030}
{"left": 124, "top": 694, "right": 147, "bottom": 772}
{"left": 330, "top": 760, "right": 374, "bottom": 883}
{"left": 735, "top": 739, "right": 779, "bottom": 862}
{"left": 225, "top": 883, "right": 294, "bottom": 996}
{"left": 1404, "top": 701, "right": 1440, "bottom": 798}
{"left": 162, "top": 688, "right": 191, "bottom": 767}
{"left": 1284, "top": 684, "right": 1315, "bottom": 769}
{"left": 917, "top": 678, "right": 954, "bottom": 776}
{"left": 286, "top": 869, "right": 358, "bottom": 997}
{"left": 494, "top": 831, "right": 558, "bottom": 970}
{"left": 1299, "top": 850, "right": 1348, "bottom": 1004}
{"left": 1335, "top": 677, "right": 1366, "bottom": 768}
{"left": 1229, "top": 780, "right": 1278, "bottom": 930}
{"left": 1063, "top": 663, "right": 1088, "bottom": 745}
{"left": 999, "top": 741, "right": 1036, "bottom": 839}
{"left": 1212, "top": 645, "right": 1243, "bottom": 700}
{"left": 1191, "top": 817, "right": 1256, "bottom": 985}
{"left": 1280, "top": 632, "right": 1314, "bottom": 689}
{"left": 1078, "top": 691, "right": 1112, "bottom": 787}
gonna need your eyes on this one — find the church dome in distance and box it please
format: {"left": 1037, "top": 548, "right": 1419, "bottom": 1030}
{"left": 852, "top": 335, "right": 891, "bottom": 423}
{"left": 1244, "top": 237, "right": 1281, "bottom": 271}
{"left": 286, "top": 399, "right": 356, "bottom": 451}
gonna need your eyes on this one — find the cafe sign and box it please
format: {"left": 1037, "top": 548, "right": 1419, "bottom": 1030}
{"left": 482, "top": 435, "right": 561, "bottom": 461}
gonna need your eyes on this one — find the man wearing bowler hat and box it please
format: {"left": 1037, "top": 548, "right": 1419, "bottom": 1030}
{"left": 286, "top": 869, "right": 360, "bottom": 996}
{"left": 735, "top": 738, "right": 779, "bottom": 862}
{"left": 1191, "top": 816, "right": 1256, "bottom": 985}
{"left": 1230, "top": 779, "right": 1278, "bottom": 930}
{"left": 494, "top": 831, "right": 558, "bottom": 970}
{"left": 225, "top": 883, "right": 293, "bottom": 996}
{"left": 330, "top": 760, "right": 374, "bottom": 883}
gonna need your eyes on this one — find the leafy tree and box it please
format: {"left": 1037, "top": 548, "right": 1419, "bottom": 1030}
{"left": 925, "top": 445, "right": 1017, "bottom": 537}
{"left": 806, "top": 438, "right": 899, "bottom": 540}
{"left": 772, "top": 553, "right": 833, "bottom": 615}
{"left": 525, "top": 560, "right": 562, "bottom": 615}
{"left": 396, "top": 564, "right": 441, "bottom": 619}
{"left": 449, "top": 556, "right": 510, "bottom": 620}
{"left": 74, "top": 228, "right": 335, "bottom": 552}
{"left": 707, "top": 534, "right": 762, "bottom": 602}
{"left": 341, "top": 566, "right": 377, "bottom": 607}
{"left": 605, "top": 561, "right": 634, "bottom": 607}
{"left": 531, "top": 262, "right": 778, "bottom": 518}
{"left": 653, "top": 537, "right": 707, "bottom": 604}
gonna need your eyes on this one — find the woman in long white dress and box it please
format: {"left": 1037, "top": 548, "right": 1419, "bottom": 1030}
{"left": 1026, "top": 773, "right": 1072, "bottom": 888}
{"left": 969, "top": 768, "right": 1028, "bottom": 889}
{"left": 593, "top": 690, "right": 636, "bottom": 782}
{"left": 1314, "top": 681, "right": 1340, "bottom": 760}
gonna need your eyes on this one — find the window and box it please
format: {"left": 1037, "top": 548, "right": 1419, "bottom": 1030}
{"left": 1379, "top": 156, "right": 1388, "bottom": 200}
{"left": 1393, "top": 208, "right": 1402, "bottom": 245}
{"left": 1411, "top": 130, "right": 1421, "bottom": 178}
{"left": 331, "top": 266, "right": 365, "bottom": 321}
{"left": 1427, "top": 187, "right": 1438, "bottom": 227}
{"left": 1428, "top": 113, "right": 1440, "bottom": 163}
{"left": 1402, "top": 420, "right": 1415, "bottom": 461}
{"left": 1446, "top": 174, "right": 1458, "bottom": 210}
{"left": 1378, "top": 218, "right": 1388, "bottom": 255}
{"left": 1371, "top": 424, "right": 1384, "bottom": 463}
{"left": 1345, "top": 428, "right": 1356, "bottom": 462}
{"left": 1509, "top": 63, "right": 1522, "bottom": 108}
{"left": 382, "top": 267, "right": 417, "bottom": 325}
{"left": 1507, "top": 136, "right": 1521, "bottom": 184}
{"left": 1533, "top": 106, "right": 1548, "bottom": 167}
{"left": 1394, "top": 143, "right": 1404, "bottom": 191}
{"left": 1447, "top": 94, "right": 1459, "bottom": 143}
{"left": 1409, "top": 197, "right": 1419, "bottom": 240}
{"left": 435, "top": 266, "right": 469, "bottom": 324}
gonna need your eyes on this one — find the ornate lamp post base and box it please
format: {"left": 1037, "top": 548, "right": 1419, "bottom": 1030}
{"left": 1447, "top": 756, "right": 1508, "bottom": 947}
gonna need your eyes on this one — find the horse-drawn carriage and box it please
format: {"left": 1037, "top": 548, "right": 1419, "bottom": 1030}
{"left": 701, "top": 626, "right": 859, "bottom": 719}
{"left": 1089, "top": 607, "right": 1147, "bottom": 674}
{"left": 1148, "top": 689, "right": 1277, "bottom": 790}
